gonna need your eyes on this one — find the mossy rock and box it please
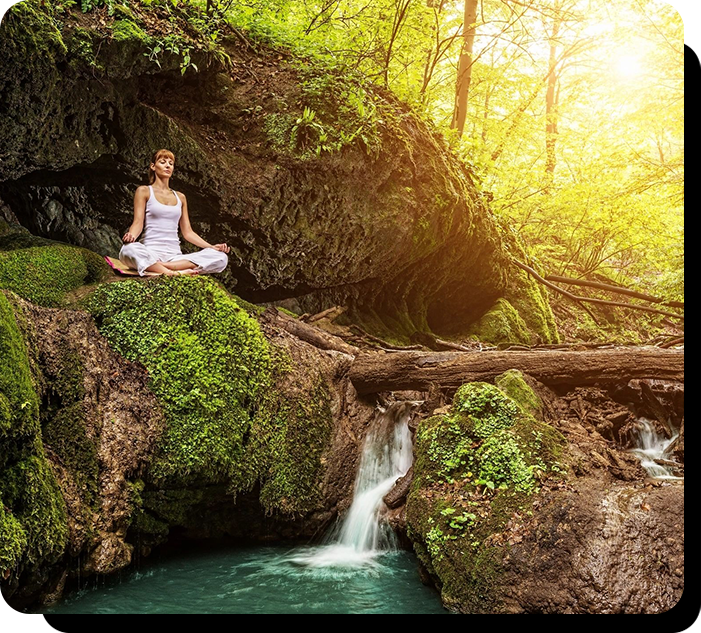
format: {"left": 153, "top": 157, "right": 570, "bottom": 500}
{"left": 466, "top": 298, "right": 532, "bottom": 346}
{"left": 86, "top": 276, "right": 274, "bottom": 487}
{"left": 111, "top": 19, "right": 151, "bottom": 45}
{"left": 0, "top": 243, "right": 110, "bottom": 307}
{"left": 501, "top": 231, "right": 559, "bottom": 345}
{"left": 494, "top": 369, "right": 543, "bottom": 418}
{"left": 0, "top": 502, "right": 28, "bottom": 571}
{"left": 0, "top": 291, "right": 39, "bottom": 441}
{"left": 0, "top": 291, "right": 69, "bottom": 576}
{"left": 452, "top": 381, "right": 521, "bottom": 439}
{"left": 86, "top": 275, "right": 333, "bottom": 517}
{"left": 0, "top": 454, "right": 68, "bottom": 569}
{"left": 407, "top": 372, "right": 566, "bottom": 612}
{"left": 0, "top": 220, "right": 56, "bottom": 251}
{"left": 43, "top": 402, "right": 100, "bottom": 511}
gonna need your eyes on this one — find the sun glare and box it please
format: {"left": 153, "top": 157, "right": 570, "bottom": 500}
{"left": 616, "top": 55, "right": 643, "bottom": 79}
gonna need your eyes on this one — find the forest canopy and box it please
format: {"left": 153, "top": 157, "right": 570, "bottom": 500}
{"left": 209, "top": 0, "right": 684, "bottom": 303}
{"left": 4, "top": 0, "right": 684, "bottom": 307}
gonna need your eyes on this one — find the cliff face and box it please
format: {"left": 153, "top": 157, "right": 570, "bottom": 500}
{"left": 0, "top": 0, "right": 542, "bottom": 341}
{"left": 0, "top": 270, "right": 378, "bottom": 608}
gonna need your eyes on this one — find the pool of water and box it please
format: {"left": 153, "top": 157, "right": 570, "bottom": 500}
{"left": 37, "top": 542, "right": 447, "bottom": 615}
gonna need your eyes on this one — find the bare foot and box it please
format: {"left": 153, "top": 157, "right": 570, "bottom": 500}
{"left": 162, "top": 269, "right": 199, "bottom": 276}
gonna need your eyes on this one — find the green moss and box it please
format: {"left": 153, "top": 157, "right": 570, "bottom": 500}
{"left": 130, "top": 508, "right": 169, "bottom": 538}
{"left": 86, "top": 276, "right": 272, "bottom": 486}
{"left": 476, "top": 430, "right": 535, "bottom": 493}
{"left": 0, "top": 292, "right": 70, "bottom": 575}
{"left": 466, "top": 298, "right": 531, "bottom": 346}
{"left": 0, "top": 292, "right": 39, "bottom": 442}
{"left": 0, "top": 501, "right": 27, "bottom": 572}
{"left": 86, "top": 276, "right": 333, "bottom": 517}
{"left": 494, "top": 369, "right": 542, "bottom": 418}
{"left": 413, "top": 413, "right": 477, "bottom": 486}
{"left": 501, "top": 230, "right": 559, "bottom": 344}
{"left": 407, "top": 374, "right": 567, "bottom": 612}
{"left": 43, "top": 403, "right": 99, "bottom": 510}
{"left": 0, "top": 245, "right": 109, "bottom": 307}
{"left": 276, "top": 306, "right": 298, "bottom": 318}
{"left": 0, "top": 454, "right": 68, "bottom": 568}
{"left": 142, "top": 489, "right": 207, "bottom": 527}
{"left": 238, "top": 374, "right": 333, "bottom": 515}
{"left": 2, "top": 1, "right": 67, "bottom": 57}
{"left": 452, "top": 382, "right": 519, "bottom": 439}
{"left": 507, "top": 268, "right": 559, "bottom": 345}
{"left": 111, "top": 19, "right": 151, "bottom": 44}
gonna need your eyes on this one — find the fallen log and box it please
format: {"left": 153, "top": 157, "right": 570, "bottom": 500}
{"left": 349, "top": 347, "right": 684, "bottom": 394}
{"left": 307, "top": 305, "right": 347, "bottom": 323}
{"left": 260, "top": 307, "right": 359, "bottom": 356}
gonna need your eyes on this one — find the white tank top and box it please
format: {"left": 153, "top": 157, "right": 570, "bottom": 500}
{"left": 141, "top": 185, "right": 182, "bottom": 252}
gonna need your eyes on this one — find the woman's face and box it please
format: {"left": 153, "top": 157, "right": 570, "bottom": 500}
{"left": 151, "top": 155, "right": 175, "bottom": 179}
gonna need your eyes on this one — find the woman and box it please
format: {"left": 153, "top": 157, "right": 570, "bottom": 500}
{"left": 119, "top": 149, "right": 230, "bottom": 276}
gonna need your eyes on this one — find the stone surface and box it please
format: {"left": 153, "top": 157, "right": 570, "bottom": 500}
{"left": 0, "top": 2, "right": 524, "bottom": 340}
{"left": 405, "top": 371, "right": 684, "bottom": 614}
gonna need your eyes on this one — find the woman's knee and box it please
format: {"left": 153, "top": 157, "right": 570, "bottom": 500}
{"left": 119, "top": 243, "right": 139, "bottom": 263}
{"left": 213, "top": 251, "right": 228, "bottom": 273}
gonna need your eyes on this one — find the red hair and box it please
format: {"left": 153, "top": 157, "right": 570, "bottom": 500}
{"left": 148, "top": 149, "right": 176, "bottom": 184}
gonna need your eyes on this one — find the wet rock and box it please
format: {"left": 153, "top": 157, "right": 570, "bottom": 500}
{"left": 383, "top": 466, "right": 414, "bottom": 509}
{"left": 406, "top": 372, "right": 684, "bottom": 613}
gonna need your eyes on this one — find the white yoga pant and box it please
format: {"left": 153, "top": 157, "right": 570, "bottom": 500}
{"left": 119, "top": 242, "right": 228, "bottom": 276}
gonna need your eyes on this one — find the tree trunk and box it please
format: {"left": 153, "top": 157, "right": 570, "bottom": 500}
{"left": 349, "top": 347, "right": 684, "bottom": 394}
{"left": 260, "top": 307, "right": 359, "bottom": 356}
{"left": 544, "top": 10, "right": 562, "bottom": 188}
{"left": 451, "top": 0, "right": 479, "bottom": 136}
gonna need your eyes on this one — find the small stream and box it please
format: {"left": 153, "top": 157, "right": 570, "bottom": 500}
{"left": 628, "top": 417, "right": 682, "bottom": 481}
{"left": 38, "top": 401, "right": 445, "bottom": 614}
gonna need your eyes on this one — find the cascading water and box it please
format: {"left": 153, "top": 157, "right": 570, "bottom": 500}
{"left": 629, "top": 417, "right": 682, "bottom": 480}
{"left": 291, "top": 400, "right": 418, "bottom": 568}
{"left": 37, "top": 399, "right": 447, "bottom": 613}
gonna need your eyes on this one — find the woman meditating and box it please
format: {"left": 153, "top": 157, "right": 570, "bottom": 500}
{"left": 119, "top": 149, "right": 230, "bottom": 276}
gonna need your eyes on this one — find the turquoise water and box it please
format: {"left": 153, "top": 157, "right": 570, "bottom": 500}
{"left": 39, "top": 543, "right": 447, "bottom": 614}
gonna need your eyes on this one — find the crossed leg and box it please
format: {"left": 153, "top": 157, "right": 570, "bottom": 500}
{"left": 146, "top": 260, "right": 199, "bottom": 276}
{"left": 161, "top": 259, "right": 198, "bottom": 271}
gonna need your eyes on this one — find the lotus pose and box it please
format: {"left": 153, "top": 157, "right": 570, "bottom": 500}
{"left": 119, "top": 149, "right": 229, "bottom": 276}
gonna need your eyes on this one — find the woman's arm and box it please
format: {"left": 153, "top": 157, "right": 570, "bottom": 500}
{"left": 178, "top": 192, "right": 230, "bottom": 253}
{"left": 122, "top": 186, "right": 149, "bottom": 243}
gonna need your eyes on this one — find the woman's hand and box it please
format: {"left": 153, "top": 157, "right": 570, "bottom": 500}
{"left": 213, "top": 243, "right": 230, "bottom": 253}
{"left": 122, "top": 231, "right": 137, "bottom": 244}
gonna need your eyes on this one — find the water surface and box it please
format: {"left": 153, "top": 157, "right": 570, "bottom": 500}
{"left": 41, "top": 401, "right": 445, "bottom": 614}
{"left": 39, "top": 543, "right": 446, "bottom": 614}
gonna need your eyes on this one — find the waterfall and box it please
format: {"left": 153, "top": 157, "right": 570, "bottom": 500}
{"left": 629, "top": 417, "right": 682, "bottom": 480}
{"left": 292, "top": 400, "right": 418, "bottom": 568}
